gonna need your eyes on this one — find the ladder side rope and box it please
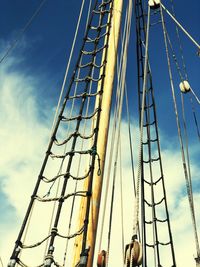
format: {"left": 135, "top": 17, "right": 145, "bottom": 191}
{"left": 78, "top": 1, "right": 115, "bottom": 259}
{"left": 119, "top": 137, "right": 125, "bottom": 262}
{"left": 62, "top": 60, "right": 96, "bottom": 267}
{"left": 125, "top": 83, "right": 136, "bottom": 194}
{"left": 190, "top": 87, "right": 200, "bottom": 105}
{"left": 132, "top": 4, "right": 151, "bottom": 237}
{"left": 160, "top": 4, "right": 200, "bottom": 259}
{"left": 97, "top": 1, "right": 130, "bottom": 252}
{"left": 161, "top": 3, "right": 200, "bottom": 51}
{"left": 0, "top": 0, "right": 48, "bottom": 64}
{"left": 42, "top": 1, "right": 88, "bottom": 258}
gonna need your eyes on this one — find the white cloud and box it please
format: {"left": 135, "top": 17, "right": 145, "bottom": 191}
{"left": 0, "top": 58, "right": 51, "bottom": 263}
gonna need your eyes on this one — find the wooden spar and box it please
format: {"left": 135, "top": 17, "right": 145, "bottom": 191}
{"left": 72, "top": 0, "right": 123, "bottom": 266}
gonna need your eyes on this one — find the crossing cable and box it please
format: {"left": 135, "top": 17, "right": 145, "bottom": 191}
{"left": 132, "top": 4, "right": 151, "bottom": 237}
{"left": 0, "top": 0, "right": 48, "bottom": 64}
{"left": 160, "top": 3, "right": 200, "bottom": 51}
{"left": 160, "top": 3, "right": 200, "bottom": 259}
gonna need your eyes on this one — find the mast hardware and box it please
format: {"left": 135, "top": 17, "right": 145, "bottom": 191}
{"left": 179, "top": 80, "right": 191, "bottom": 93}
{"left": 76, "top": 247, "right": 90, "bottom": 267}
{"left": 97, "top": 250, "right": 107, "bottom": 267}
{"left": 148, "top": 0, "right": 160, "bottom": 9}
{"left": 124, "top": 236, "right": 142, "bottom": 266}
{"left": 8, "top": 248, "right": 20, "bottom": 267}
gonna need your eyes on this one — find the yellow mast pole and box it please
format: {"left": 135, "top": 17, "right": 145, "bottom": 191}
{"left": 73, "top": 1, "right": 123, "bottom": 266}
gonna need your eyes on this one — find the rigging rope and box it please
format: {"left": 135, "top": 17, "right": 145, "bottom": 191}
{"left": 125, "top": 83, "right": 136, "bottom": 194}
{"left": 119, "top": 139, "right": 125, "bottom": 262}
{"left": 76, "top": 0, "right": 115, "bottom": 261}
{"left": 97, "top": 2, "right": 129, "bottom": 252}
{"left": 168, "top": 0, "right": 200, "bottom": 143}
{"left": 49, "top": 0, "right": 86, "bottom": 140}
{"left": 165, "top": 27, "right": 200, "bottom": 142}
{"left": 0, "top": 0, "right": 48, "bottom": 64}
{"left": 62, "top": 2, "right": 98, "bottom": 264}
{"left": 160, "top": 3, "right": 200, "bottom": 259}
{"left": 132, "top": 4, "right": 151, "bottom": 237}
{"left": 106, "top": 2, "right": 133, "bottom": 263}
{"left": 161, "top": 3, "right": 200, "bottom": 51}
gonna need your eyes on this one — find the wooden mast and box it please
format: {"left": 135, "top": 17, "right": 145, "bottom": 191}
{"left": 72, "top": 0, "right": 123, "bottom": 266}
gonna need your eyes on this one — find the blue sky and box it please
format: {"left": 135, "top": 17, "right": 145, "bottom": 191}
{"left": 0, "top": 0, "right": 200, "bottom": 266}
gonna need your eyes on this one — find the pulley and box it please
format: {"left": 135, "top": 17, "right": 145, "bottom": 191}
{"left": 97, "top": 250, "right": 107, "bottom": 267}
{"left": 124, "top": 238, "right": 142, "bottom": 267}
{"left": 148, "top": 0, "right": 160, "bottom": 9}
{"left": 179, "top": 80, "right": 191, "bottom": 93}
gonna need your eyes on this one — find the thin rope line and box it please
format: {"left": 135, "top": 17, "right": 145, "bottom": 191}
{"left": 169, "top": 0, "right": 188, "bottom": 80}
{"left": 97, "top": 2, "right": 129, "bottom": 251}
{"left": 160, "top": 3, "right": 200, "bottom": 258}
{"left": 48, "top": 0, "right": 86, "bottom": 141}
{"left": 190, "top": 87, "right": 200, "bottom": 105}
{"left": 161, "top": 3, "right": 200, "bottom": 50}
{"left": 0, "top": 0, "right": 48, "bottom": 64}
{"left": 133, "top": 4, "right": 151, "bottom": 236}
{"left": 119, "top": 137, "right": 125, "bottom": 262}
{"left": 107, "top": 1, "right": 132, "bottom": 261}
{"left": 125, "top": 83, "right": 136, "bottom": 193}
{"left": 62, "top": 3, "right": 96, "bottom": 264}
